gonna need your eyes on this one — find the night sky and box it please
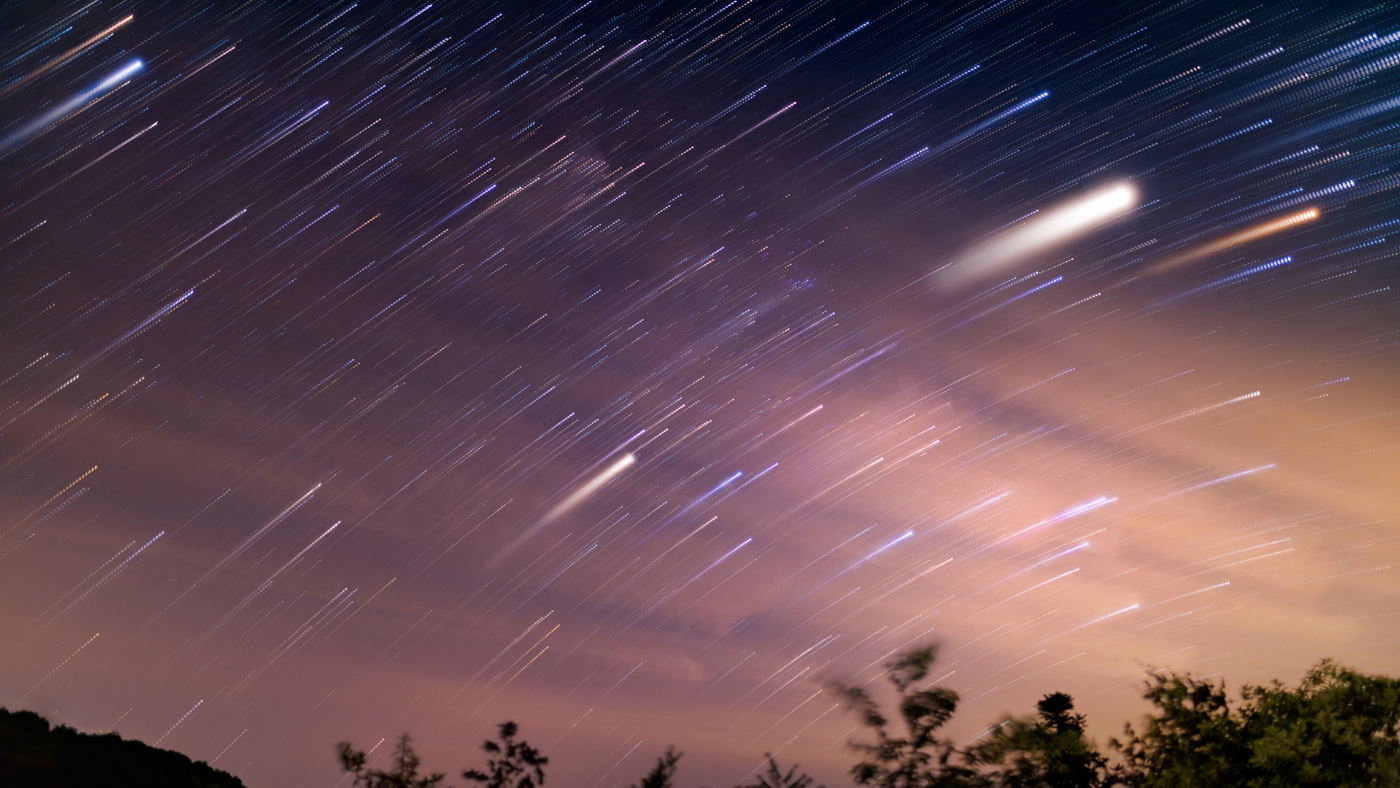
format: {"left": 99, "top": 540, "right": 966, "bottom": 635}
{"left": 2, "top": 0, "right": 1399, "bottom": 785}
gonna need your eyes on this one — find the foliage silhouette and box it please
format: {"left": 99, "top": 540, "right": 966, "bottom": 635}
{"left": 0, "top": 706, "right": 245, "bottom": 788}
{"left": 967, "top": 692, "right": 1110, "bottom": 788}
{"left": 338, "top": 733, "right": 446, "bottom": 788}
{"left": 462, "top": 721, "right": 549, "bottom": 788}
{"left": 629, "top": 745, "right": 682, "bottom": 788}
{"left": 827, "top": 645, "right": 984, "bottom": 787}
{"left": 736, "top": 753, "right": 825, "bottom": 788}
{"left": 323, "top": 653, "right": 1399, "bottom": 788}
{"left": 339, "top": 721, "right": 547, "bottom": 788}
{"left": 14, "top": 652, "right": 1397, "bottom": 788}
{"left": 1110, "top": 658, "right": 1400, "bottom": 787}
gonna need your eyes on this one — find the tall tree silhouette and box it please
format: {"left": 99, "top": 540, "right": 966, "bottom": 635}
{"left": 828, "top": 645, "right": 983, "bottom": 788}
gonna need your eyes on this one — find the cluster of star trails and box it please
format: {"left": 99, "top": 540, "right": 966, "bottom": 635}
{"left": 1, "top": 1, "right": 1397, "bottom": 785}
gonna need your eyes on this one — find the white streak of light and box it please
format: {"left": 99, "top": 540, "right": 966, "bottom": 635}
{"left": 940, "top": 183, "right": 1137, "bottom": 290}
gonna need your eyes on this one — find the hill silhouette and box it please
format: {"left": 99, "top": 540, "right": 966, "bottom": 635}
{"left": 0, "top": 707, "right": 245, "bottom": 788}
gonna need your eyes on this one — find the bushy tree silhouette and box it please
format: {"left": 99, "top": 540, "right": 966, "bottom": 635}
{"left": 968, "top": 693, "right": 1108, "bottom": 788}
{"left": 1108, "top": 670, "right": 1242, "bottom": 786}
{"left": 1110, "top": 659, "right": 1400, "bottom": 787}
{"left": 828, "top": 645, "right": 983, "bottom": 788}
{"left": 462, "top": 721, "right": 549, "bottom": 788}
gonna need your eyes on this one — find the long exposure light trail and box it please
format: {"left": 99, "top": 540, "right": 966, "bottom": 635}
{"left": 2, "top": 3, "right": 1397, "bottom": 785}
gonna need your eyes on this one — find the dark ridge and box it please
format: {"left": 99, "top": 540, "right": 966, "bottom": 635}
{"left": 0, "top": 707, "right": 245, "bottom": 788}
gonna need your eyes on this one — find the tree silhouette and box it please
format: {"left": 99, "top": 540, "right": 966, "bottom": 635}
{"left": 1110, "top": 658, "right": 1400, "bottom": 787}
{"left": 1108, "top": 669, "right": 1242, "bottom": 786}
{"left": 968, "top": 693, "right": 1108, "bottom": 788}
{"left": 737, "top": 754, "right": 824, "bottom": 788}
{"left": 629, "top": 746, "right": 682, "bottom": 788}
{"left": 828, "top": 645, "right": 983, "bottom": 788}
{"left": 462, "top": 722, "right": 549, "bottom": 788}
{"left": 337, "top": 733, "right": 446, "bottom": 788}
{"left": 337, "top": 722, "right": 547, "bottom": 788}
{"left": 325, "top": 658, "right": 1400, "bottom": 788}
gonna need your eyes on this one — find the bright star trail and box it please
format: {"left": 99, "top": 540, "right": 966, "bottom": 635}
{"left": 1, "top": 1, "right": 1398, "bottom": 786}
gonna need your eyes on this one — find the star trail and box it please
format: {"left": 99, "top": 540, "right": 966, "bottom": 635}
{"left": 1, "top": 0, "right": 1398, "bottom": 785}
